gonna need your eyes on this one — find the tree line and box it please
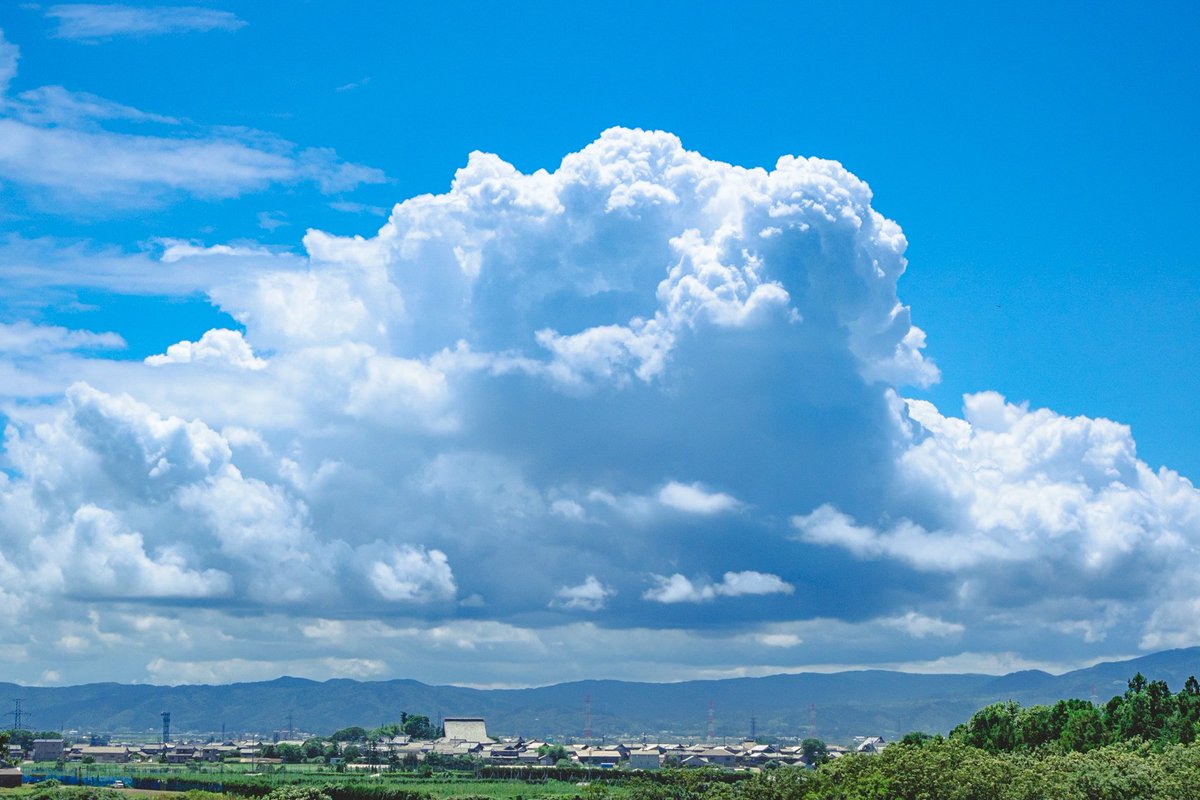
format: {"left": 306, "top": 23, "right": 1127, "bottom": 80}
{"left": 261, "top": 713, "right": 443, "bottom": 766}
{"left": 948, "top": 673, "right": 1200, "bottom": 753}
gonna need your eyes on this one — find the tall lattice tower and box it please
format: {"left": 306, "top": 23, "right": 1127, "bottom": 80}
{"left": 161, "top": 711, "right": 171, "bottom": 744}
{"left": 10, "top": 699, "right": 26, "bottom": 731}
{"left": 706, "top": 699, "right": 715, "bottom": 743}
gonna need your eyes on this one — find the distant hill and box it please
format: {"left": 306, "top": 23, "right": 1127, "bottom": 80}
{"left": 4, "top": 648, "right": 1199, "bottom": 744}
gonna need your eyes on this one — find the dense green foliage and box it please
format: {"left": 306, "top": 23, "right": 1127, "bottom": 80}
{"left": 330, "top": 715, "right": 440, "bottom": 745}
{"left": 951, "top": 673, "right": 1200, "bottom": 753}
{"left": 615, "top": 743, "right": 1200, "bottom": 800}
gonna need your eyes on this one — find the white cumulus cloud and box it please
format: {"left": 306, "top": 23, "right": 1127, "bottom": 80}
{"left": 0, "top": 128, "right": 1197, "bottom": 685}
{"left": 553, "top": 576, "right": 615, "bottom": 611}
{"left": 657, "top": 481, "right": 741, "bottom": 515}
{"left": 369, "top": 546, "right": 457, "bottom": 603}
{"left": 146, "top": 329, "right": 267, "bottom": 370}
{"left": 643, "top": 571, "right": 794, "bottom": 603}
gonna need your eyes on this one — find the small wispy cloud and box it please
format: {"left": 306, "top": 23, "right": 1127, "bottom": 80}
{"left": 335, "top": 77, "right": 371, "bottom": 93}
{"left": 329, "top": 200, "right": 389, "bottom": 216}
{"left": 257, "top": 210, "right": 289, "bottom": 231}
{"left": 46, "top": 4, "right": 246, "bottom": 41}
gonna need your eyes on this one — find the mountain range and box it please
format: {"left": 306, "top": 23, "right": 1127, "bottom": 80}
{"left": 5, "top": 648, "right": 1200, "bottom": 745}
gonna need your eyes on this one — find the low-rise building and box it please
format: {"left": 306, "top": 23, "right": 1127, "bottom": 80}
{"left": 694, "top": 747, "right": 737, "bottom": 767}
{"left": 576, "top": 748, "right": 623, "bottom": 767}
{"left": 32, "top": 739, "right": 65, "bottom": 762}
{"left": 442, "top": 718, "right": 488, "bottom": 742}
{"left": 628, "top": 749, "right": 661, "bottom": 770}
{"left": 78, "top": 746, "right": 130, "bottom": 764}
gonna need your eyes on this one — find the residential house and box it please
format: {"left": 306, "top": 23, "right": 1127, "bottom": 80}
{"left": 855, "top": 736, "right": 887, "bottom": 754}
{"left": 695, "top": 747, "right": 737, "bottom": 768}
{"left": 628, "top": 749, "right": 661, "bottom": 770}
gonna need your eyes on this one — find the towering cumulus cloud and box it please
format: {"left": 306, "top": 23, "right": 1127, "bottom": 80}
{"left": 1, "top": 128, "right": 1197, "bottom": 685}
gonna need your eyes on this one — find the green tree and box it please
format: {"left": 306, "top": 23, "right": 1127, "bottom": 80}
{"left": 952, "top": 700, "right": 1021, "bottom": 753}
{"left": 800, "top": 738, "right": 829, "bottom": 765}
{"left": 1016, "top": 703, "right": 1054, "bottom": 749}
{"left": 1059, "top": 705, "right": 1106, "bottom": 752}
{"left": 538, "top": 743, "right": 569, "bottom": 762}
{"left": 1111, "top": 674, "right": 1172, "bottom": 743}
{"left": 276, "top": 743, "right": 304, "bottom": 763}
{"left": 1174, "top": 675, "right": 1200, "bottom": 744}
{"left": 371, "top": 723, "right": 402, "bottom": 739}
{"left": 898, "top": 731, "right": 935, "bottom": 747}
{"left": 401, "top": 715, "right": 437, "bottom": 740}
{"left": 329, "top": 727, "right": 368, "bottom": 742}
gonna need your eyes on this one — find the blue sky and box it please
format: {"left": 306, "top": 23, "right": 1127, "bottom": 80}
{"left": 0, "top": 2, "right": 1198, "bottom": 687}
